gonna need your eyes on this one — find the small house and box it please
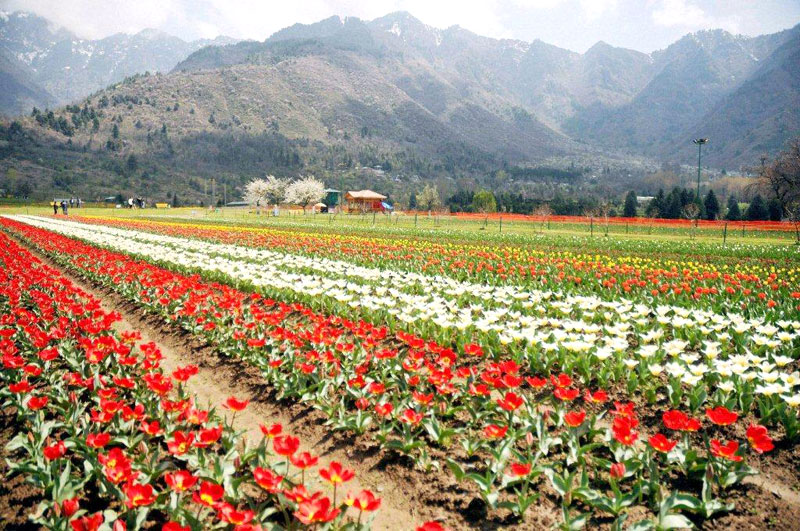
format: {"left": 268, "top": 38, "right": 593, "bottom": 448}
{"left": 345, "top": 190, "right": 387, "bottom": 212}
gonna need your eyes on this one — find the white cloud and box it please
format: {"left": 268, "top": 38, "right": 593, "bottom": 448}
{"left": 3, "top": 0, "right": 183, "bottom": 39}
{"left": 652, "top": 0, "right": 707, "bottom": 27}
{"left": 580, "top": 0, "right": 618, "bottom": 21}
{"left": 650, "top": 0, "right": 741, "bottom": 33}
{"left": 511, "top": 0, "right": 566, "bottom": 8}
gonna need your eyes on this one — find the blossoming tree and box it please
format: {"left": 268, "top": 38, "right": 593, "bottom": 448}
{"left": 285, "top": 177, "right": 325, "bottom": 213}
{"left": 245, "top": 175, "right": 288, "bottom": 215}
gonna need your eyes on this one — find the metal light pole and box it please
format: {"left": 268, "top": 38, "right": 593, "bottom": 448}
{"left": 693, "top": 138, "right": 708, "bottom": 201}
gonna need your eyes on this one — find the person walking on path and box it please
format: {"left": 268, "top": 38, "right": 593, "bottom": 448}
{"left": 61, "top": 200, "right": 68, "bottom": 215}
{"left": 53, "top": 200, "right": 58, "bottom": 215}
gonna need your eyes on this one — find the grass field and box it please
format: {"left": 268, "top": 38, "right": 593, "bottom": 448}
{"left": 7, "top": 204, "right": 800, "bottom": 250}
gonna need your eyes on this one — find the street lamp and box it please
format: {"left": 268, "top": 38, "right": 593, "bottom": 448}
{"left": 693, "top": 138, "right": 708, "bottom": 201}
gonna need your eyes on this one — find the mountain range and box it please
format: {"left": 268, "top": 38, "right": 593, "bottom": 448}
{"left": 0, "top": 10, "right": 236, "bottom": 115}
{"left": 0, "top": 10, "right": 798, "bottom": 202}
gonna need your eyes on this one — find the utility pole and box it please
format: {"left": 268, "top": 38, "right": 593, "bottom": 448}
{"left": 223, "top": 183, "right": 227, "bottom": 207}
{"left": 693, "top": 138, "right": 708, "bottom": 201}
{"left": 211, "top": 178, "right": 216, "bottom": 209}
{"left": 339, "top": 175, "right": 344, "bottom": 214}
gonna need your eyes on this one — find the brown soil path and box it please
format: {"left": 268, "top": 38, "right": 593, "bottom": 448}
{"left": 21, "top": 243, "right": 437, "bottom": 531}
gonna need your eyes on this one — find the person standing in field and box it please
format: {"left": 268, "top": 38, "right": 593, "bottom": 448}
{"left": 53, "top": 200, "right": 58, "bottom": 215}
{"left": 61, "top": 200, "right": 68, "bottom": 215}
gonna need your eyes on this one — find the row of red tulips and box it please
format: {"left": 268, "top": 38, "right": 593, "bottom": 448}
{"left": 0, "top": 231, "right": 383, "bottom": 530}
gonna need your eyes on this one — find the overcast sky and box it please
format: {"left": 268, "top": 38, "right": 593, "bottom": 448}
{"left": 3, "top": 0, "right": 799, "bottom": 53}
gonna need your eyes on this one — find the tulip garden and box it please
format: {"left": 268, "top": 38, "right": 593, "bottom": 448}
{"left": 1, "top": 211, "right": 799, "bottom": 530}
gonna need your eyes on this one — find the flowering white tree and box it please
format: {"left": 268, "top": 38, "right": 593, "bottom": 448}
{"left": 244, "top": 175, "right": 287, "bottom": 214}
{"left": 284, "top": 176, "right": 325, "bottom": 213}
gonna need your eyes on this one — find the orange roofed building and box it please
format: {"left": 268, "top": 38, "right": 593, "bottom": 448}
{"left": 345, "top": 190, "right": 387, "bottom": 212}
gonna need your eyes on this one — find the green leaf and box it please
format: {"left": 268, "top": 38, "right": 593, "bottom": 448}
{"left": 660, "top": 514, "right": 694, "bottom": 529}
{"left": 569, "top": 512, "right": 588, "bottom": 530}
{"left": 446, "top": 459, "right": 466, "bottom": 481}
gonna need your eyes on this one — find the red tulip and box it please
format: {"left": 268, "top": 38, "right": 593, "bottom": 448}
{"left": 224, "top": 396, "right": 249, "bottom": 412}
{"left": 194, "top": 425, "right": 223, "bottom": 448}
{"left": 497, "top": 391, "right": 524, "bottom": 412}
{"left": 273, "top": 434, "right": 300, "bottom": 456}
{"left": 259, "top": 423, "right": 282, "bottom": 438}
{"left": 253, "top": 467, "right": 284, "bottom": 492}
{"left": 290, "top": 451, "right": 318, "bottom": 469}
{"left": 164, "top": 470, "right": 198, "bottom": 492}
{"left": 483, "top": 424, "right": 508, "bottom": 439}
{"left": 139, "top": 420, "right": 163, "bottom": 436}
{"left": 171, "top": 365, "right": 199, "bottom": 382}
{"left": 399, "top": 408, "right": 423, "bottom": 425}
{"left": 464, "top": 343, "right": 483, "bottom": 356}
{"left": 167, "top": 431, "right": 195, "bottom": 456}
{"left": 60, "top": 497, "right": 80, "bottom": 517}
{"left": 612, "top": 417, "right": 638, "bottom": 446}
{"left": 124, "top": 482, "right": 157, "bottom": 508}
{"left": 525, "top": 376, "right": 547, "bottom": 389}
{"left": 584, "top": 389, "right": 608, "bottom": 404}
{"left": 564, "top": 410, "right": 586, "bottom": 427}
{"left": 9, "top": 380, "right": 31, "bottom": 393}
{"left": 609, "top": 462, "right": 626, "bottom": 479}
{"left": 283, "top": 484, "right": 314, "bottom": 504}
{"left": 345, "top": 489, "right": 382, "bottom": 512}
{"left": 507, "top": 462, "right": 532, "bottom": 477}
{"left": 217, "top": 503, "right": 254, "bottom": 525}
{"left": 38, "top": 348, "right": 59, "bottom": 361}
{"left": 86, "top": 432, "right": 111, "bottom": 448}
{"left": 70, "top": 513, "right": 104, "bottom": 531}
{"left": 648, "top": 433, "right": 677, "bottom": 453}
{"left": 319, "top": 461, "right": 355, "bottom": 485}
{"left": 554, "top": 387, "right": 579, "bottom": 401}
{"left": 375, "top": 402, "right": 394, "bottom": 417}
{"left": 662, "top": 410, "right": 701, "bottom": 432}
{"left": 550, "top": 373, "right": 573, "bottom": 388}
{"left": 43, "top": 440, "right": 67, "bottom": 460}
{"left": 27, "top": 395, "right": 49, "bottom": 410}
{"left": 192, "top": 481, "right": 224, "bottom": 507}
{"left": 746, "top": 424, "right": 774, "bottom": 454}
{"left": 294, "top": 496, "right": 340, "bottom": 525}
{"left": 710, "top": 439, "right": 742, "bottom": 461}
{"left": 706, "top": 406, "right": 738, "bottom": 426}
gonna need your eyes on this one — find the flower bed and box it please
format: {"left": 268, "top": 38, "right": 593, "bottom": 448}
{"left": 67, "top": 214, "right": 800, "bottom": 315}
{"left": 0, "top": 231, "right": 380, "bottom": 530}
{"left": 0, "top": 216, "right": 793, "bottom": 528}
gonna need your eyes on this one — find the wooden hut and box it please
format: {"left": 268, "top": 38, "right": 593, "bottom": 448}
{"left": 345, "top": 190, "right": 387, "bottom": 212}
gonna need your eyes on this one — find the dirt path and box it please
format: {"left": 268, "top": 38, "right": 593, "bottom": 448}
{"left": 22, "top": 243, "right": 435, "bottom": 530}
